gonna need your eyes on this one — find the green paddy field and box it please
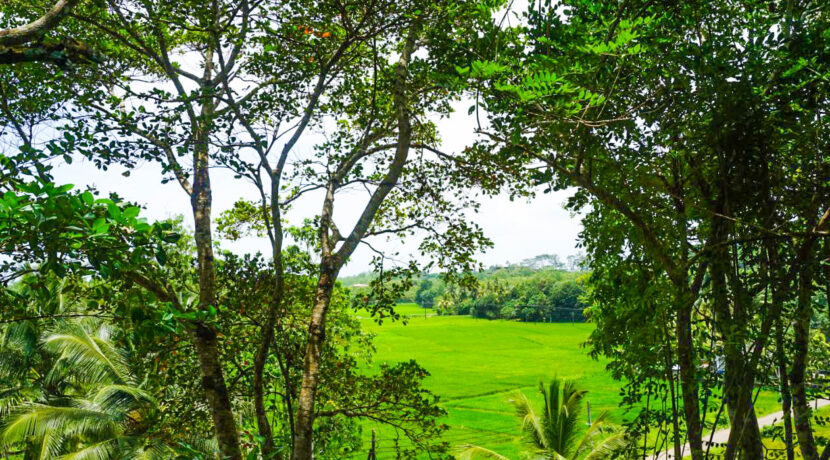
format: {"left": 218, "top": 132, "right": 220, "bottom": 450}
{"left": 352, "top": 304, "right": 620, "bottom": 458}
{"left": 352, "top": 304, "right": 780, "bottom": 459}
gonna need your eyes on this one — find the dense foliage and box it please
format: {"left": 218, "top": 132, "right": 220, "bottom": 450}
{"left": 344, "top": 255, "right": 589, "bottom": 322}
{"left": 468, "top": 1, "right": 830, "bottom": 459}
{"left": 0, "top": 243, "right": 449, "bottom": 459}
{"left": 2, "top": 0, "right": 830, "bottom": 459}
{"left": 414, "top": 265, "right": 587, "bottom": 322}
{"left": 2, "top": 1, "right": 504, "bottom": 459}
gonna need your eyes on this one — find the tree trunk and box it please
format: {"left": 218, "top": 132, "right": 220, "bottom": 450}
{"left": 822, "top": 243, "right": 830, "bottom": 460}
{"left": 254, "top": 292, "right": 283, "bottom": 458}
{"left": 704, "top": 180, "right": 764, "bottom": 460}
{"left": 710, "top": 250, "right": 763, "bottom": 459}
{"left": 675, "top": 289, "right": 704, "bottom": 460}
{"left": 253, "top": 236, "right": 285, "bottom": 458}
{"left": 723, "top": 380, "right": 762, "bottom": 460}
{"left": 719, "top": 344, "right": 763, "bottom": 460}
{"left": 191, "top": 197, "right": 242, "bottom": 459}
{"left": 192, "top": 323, "right": 242, "bottom": 460}
{"left": 190, "top": 89, "right": 242, "bottom": 459}
{"left": 291, "top": 267, "right": 336, "bottom": 460}
{"left": 662, "top": 324, "right": 683, "bottom": 460}
{"left": 790, "top": 263, "right": 818, "bottom": 460}
{"left": 777, "top": 320, "right": 795, "bottom": 460}
{"left": 826, "top": 240, "right": 830, "bottom": 338}
{"left": 289, "top": 20, "right": 420, "bottom": 459}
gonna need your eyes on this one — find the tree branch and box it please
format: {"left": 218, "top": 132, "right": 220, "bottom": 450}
{"left": 0, "top": 39, "right": 99, "bottom": 66}
{"left": 0, "top": 0, "right": 81, "bottom": 46}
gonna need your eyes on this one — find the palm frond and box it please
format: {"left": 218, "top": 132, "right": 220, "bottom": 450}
{"left": 1, "top": 313, "right": 178, "bottom": 460}
{"left": 0, "top": 384, "right": 43, "bottom": 418}
{"left": 1, "top": 403, "right": 121, "bottom": 446}
{"left": 2, "top": 321, "right": 39, "bottom": 356}
{"left": 128, "top": 438, "right": 175, "bottom": 460}
{"left": 559, "top": 379, "right": 586, "bottom": 457}
{"left": 572, "top": 411, "right": 618, "bottom": 459}
{"left": 176, "top": 433, "right": 218, "bottom": 457}
{"left": 511, "top": 391, "right": 548, "bottom": 450}
{"left": 38, "top": 429, "right": 66, "bottom": 460}
{"left": 534, "top": 377, "right": 587, "bottom": 457}
{"left": 457, "top": 444, "right": 512, "bottom": 460}
{"left": 90, "top": 385, "right": 156, "bottom": 415}
{"left": 43, "top": 325, "right": 129, "bottom": 386}
{"left": 57, "top": 438, "right": 120, "bottom": 460}
{"left": 542, "top": 379, "right": 559, "bottom": 453}
{"left": 581, "top": 432, "right": 627, "bottom": 460}
{"left": 0, "top": 322, "right": 40, "bottom": 380}
{"left": 501, "top": 378, "right": 628, "bottom": 460}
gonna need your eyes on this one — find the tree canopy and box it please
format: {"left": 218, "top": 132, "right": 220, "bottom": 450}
{"left": 1, "top": 0, "right": 829, "bottom": 459}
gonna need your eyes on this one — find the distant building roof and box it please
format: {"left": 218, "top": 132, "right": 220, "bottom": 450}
{"left": 352, "top": 283, "right": 369, "bottom": 288}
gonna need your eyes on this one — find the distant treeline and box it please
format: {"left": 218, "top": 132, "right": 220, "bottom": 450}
{"left": 344, "top": 254, "right": 589, "bottom": 322}
{"left": 416, "top": 266, "right": 588, "bottom": 322}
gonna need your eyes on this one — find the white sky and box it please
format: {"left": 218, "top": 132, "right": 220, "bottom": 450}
{"left": 52, "top": 98, "right": 583, "bottom": 276}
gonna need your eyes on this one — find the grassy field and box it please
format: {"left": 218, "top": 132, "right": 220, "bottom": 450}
{"left": 355, "top": 307, "right": 620, "bottom": 458}
{"left": 353, "top": 305, "right": 782, "bottom": 459}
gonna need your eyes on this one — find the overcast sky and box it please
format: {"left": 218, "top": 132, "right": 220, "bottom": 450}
{"left": 52, "top": 97, "right": 583, "bottom": 276}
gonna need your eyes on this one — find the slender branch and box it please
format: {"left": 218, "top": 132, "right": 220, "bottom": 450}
{"left": 334, "top": 20, "right": 421, "bottom": 266}
{"left": 82, "top": 100, "right": 193, "bottom": 194}
{"left": 0, "top": 82, "right": 30, "bottom": 145}
{"left": 123, "top": 271, "right": 182, "bottom": 311}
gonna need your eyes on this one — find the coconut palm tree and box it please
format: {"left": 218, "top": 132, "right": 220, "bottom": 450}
{"left": 460, "top": 377, "right": 625, "bottom": 460}
{"left": 0, "top": 277, "right": 82, "bottom": 421}
{"left": 0, "top": 322, "right": 174, "bottom": 459}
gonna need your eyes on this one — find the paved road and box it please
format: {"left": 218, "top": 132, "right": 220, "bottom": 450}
{"left": 654, "top": 399, "right": 830, "bottom": 460}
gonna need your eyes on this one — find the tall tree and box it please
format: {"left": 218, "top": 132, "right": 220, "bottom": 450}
{"left": 2, "top": 1, "right": 504, "bottom": 457}
{"left": 472, "top": 0, "right": 830, "bottom": 458}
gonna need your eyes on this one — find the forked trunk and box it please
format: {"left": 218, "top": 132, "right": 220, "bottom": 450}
{"left": 289, "top": 19, "right": 420, "bottom": 458}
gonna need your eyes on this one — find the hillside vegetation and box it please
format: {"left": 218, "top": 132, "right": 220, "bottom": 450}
{"left": 343, "top": 256, "right": 590, "bottom": 322}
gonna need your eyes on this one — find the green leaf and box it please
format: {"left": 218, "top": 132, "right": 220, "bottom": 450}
{"left": 92, "top": 218, "right": 109, "bottom": 235}
{"left": 55, "top": 184, "right": 74, "bottom": 194}
{"left": 81, "top": 191, "right": 94, "bottom": 205}
{"left": 107, "top": 203, "right": 121, "bottom": 220}
{"left": 122, "top": 206, "right": 140, "bottom": 219}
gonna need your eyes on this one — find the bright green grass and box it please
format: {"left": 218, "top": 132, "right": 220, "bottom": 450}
{"left": 353, "top": 312, "right": 781, "bottom": 459}
{"left": 762, "top": 404, "right": 830, "bottom": 459}
{"left": 355, "top": 315, "right": 618, "bottom": 458}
